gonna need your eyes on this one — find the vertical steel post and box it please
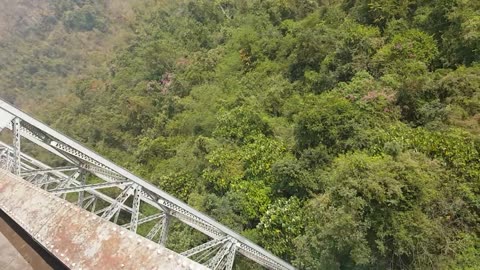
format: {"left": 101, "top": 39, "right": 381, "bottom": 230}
{"left": 0, "top": 149, "right": 8, "bottom": 170}
{"left": 91, "top": 197, "right": 97, "bottom": 213}
{"left": 12, "top": 117, "right": 21, "bottom": 175}
{"left": 113, "top": 210, "right": 120, "bottom": 224}
{"left": 225, "top": 240, "right": 238, "bottom": 270}
{"left": 130, "top": 185, "right": 142, "bottom": 232}
{"left": 146, "top": 218, "right": 163, "bottom": 240}
{"left": 159, "top": 212, "right": 170, "bottom": 246}
{"left": 77, "top": 171, "right": 86, "bottom": 207}
{"left": 207, "top": 241, "right": 232, "bottom": 269}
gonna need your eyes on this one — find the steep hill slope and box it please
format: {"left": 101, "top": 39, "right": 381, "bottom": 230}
{"left": 0, "top": 0, "right": 51, "bottom": 39}
{"left": 0, "top": 0, "right": 139, "bottom": 115}
{"left": 1, "top": 1, "right": 479, "bottom": 269}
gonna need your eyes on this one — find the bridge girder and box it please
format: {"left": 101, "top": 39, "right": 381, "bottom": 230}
{"left": 0, "top": 100, "right": 295, "bottom": 270}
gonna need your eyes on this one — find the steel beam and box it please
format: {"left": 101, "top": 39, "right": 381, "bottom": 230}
{"left": 90, "top": 197, "right": 97, "bottom": 212}
{"left": 12, "top": 118, "right": 21, "bottom": 175}
{"left": 146, "top": 218, "right": 164, "bottom": 240}
{"left": 77, "top": 171, "right": 87, "bottom": 206}
{"left": 82, "top": 196, "right": 95, "bottom": 209}
{"left": 101, "top": 186, "right": 132, "bottom": 221}
{"left": 123, "top": 213, "right": 164, "bottom": 229}
{"left": 159, "top": 212, "right": 171, "bottom": 246}
{"left": 130, "top": 185, "right": 142, "bottom": 232}
{"left": 225, "top": 240, "right": 238, "bottom": 270}
{"left": 181, "top": 237, "right": 229, "bottom": 258}
{"left": 207, "top": 241, "right": 233, "bottom": 269}
{"left": 50, "top": 180, "right": 131, "bottom": 195}
{"left": 0, "top": 100, "right": 295, "bottom": 270}
{"left": 79, "top": 163, "right": 126, "bottom": 182}
{"left": 21, "top": 166, "right": 78, "bottom": 176}
{"left": 0, "top": 142, "right": 137, "bottom": 214}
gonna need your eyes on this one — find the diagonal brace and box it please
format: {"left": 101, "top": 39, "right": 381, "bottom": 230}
{"left": 181, "top": 237, "right": 229, "bottom": 258}
{"left": 50, "top": 180, "right": 131, "bottom": 195}
{"left": 100, "top": 185, "right": 133, "bottom": 221}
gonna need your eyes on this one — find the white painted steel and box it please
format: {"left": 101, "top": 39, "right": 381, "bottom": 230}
{"left": 0, "top": 99, "right": 295, "bottom": 270}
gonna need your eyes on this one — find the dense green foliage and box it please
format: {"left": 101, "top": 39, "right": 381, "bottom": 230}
{"left": 2, "top": 0, "right": 480, "bottom": 269}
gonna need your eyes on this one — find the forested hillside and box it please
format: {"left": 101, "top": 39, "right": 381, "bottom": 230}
{"left": 1, "top": 0, "right": 480, "bottom": 269}
{"left": 0, "top": 0, "right": 142, "bottom": 110}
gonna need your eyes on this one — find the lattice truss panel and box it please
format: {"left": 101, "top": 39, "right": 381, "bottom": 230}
{"left": 0, "top": 100, "right": 295, "bottom": 270}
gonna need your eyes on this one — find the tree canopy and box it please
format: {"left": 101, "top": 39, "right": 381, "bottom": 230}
{"left": 1, "top": 0, "right": 479, "bottom": 269}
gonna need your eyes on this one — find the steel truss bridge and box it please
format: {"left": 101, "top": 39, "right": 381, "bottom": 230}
{"left": 0, "top": 99, "right": 295, "bottom": 270}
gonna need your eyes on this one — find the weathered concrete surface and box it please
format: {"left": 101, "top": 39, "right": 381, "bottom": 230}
{"left": 0, "top": 169, "right": 208, "bottom": 270}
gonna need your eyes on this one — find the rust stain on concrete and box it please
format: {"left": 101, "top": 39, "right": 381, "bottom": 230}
{"left": 0, "top": 169, "right": 208, "bottom": 270}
